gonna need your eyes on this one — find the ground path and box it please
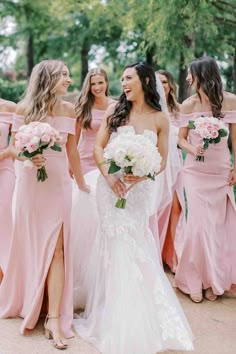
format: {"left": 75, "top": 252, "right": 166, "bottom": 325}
{"left": 0, "top": 272, "right": 235, "bottom": 354}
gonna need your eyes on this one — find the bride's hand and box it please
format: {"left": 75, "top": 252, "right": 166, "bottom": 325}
{"left": 79, "top": 184, "right": 90, "bottom": 193}
{"left": 123, "top": 174, "right": 147, "bottom": 185}
{"left": 105, "top": 174, "right": 127, "bottom": 198}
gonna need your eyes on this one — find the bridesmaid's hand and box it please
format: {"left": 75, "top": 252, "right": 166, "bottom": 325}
{"left": 0, "top": 146, "right": 15, "bottom": 160}
{"left": 194, "top": 144, "right": 205, "bottom": 157}
{"left": 69, "top": 167, "right": 74, "bottom": 179}
{"left": 31, "top": 154, "right": 46, "bottom": 168}
{"left": 105, "top": 174, "right": 127, "bottom": 198}
{"left": 228, "top": 169, "right": 236, "bottom": 186}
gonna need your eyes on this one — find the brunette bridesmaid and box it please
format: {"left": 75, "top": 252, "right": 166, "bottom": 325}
{"left": 157, "top": 70, "right": 184, "bottom": 273}
{"left": 175, "top": 56, "right": 236, "bottom": 303}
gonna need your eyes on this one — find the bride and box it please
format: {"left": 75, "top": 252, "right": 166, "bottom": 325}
{"left": 73, "top": 62, "right": 193, "bottom": 353}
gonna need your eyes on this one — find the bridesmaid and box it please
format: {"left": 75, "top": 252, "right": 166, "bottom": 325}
{"left": 175, "top": 56, "right": 236, "bottom": 303}
{"left": 0, "top": 59, "right": 89, "bottom": 350}
{"left": 71, "top": 68, "right": 115, "bottom": 310}
{"left": 0, "top": 98, "right": 16, "bottom": 283}
{"left": 75, "top": 68, "right": 115, "bottom": 173}
{"left": 157, "top": 70, "right": 184, "bottom": 273}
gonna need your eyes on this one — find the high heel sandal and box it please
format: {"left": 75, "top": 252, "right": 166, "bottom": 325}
{"left": 44, "top": 315, "right": 68, "bottom": 350}
{"left": 189, "top": 292, "right": 203, "bottom": 303}
{"left": 204, "top": 288, "right": 218, "bottom": 301}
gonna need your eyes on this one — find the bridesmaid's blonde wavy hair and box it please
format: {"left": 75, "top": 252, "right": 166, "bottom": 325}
{"left": 75, "top": 68, "right": 108, "bottom": 130}
{"left": 22, "top": 59, "right": 65, "bottom": 124}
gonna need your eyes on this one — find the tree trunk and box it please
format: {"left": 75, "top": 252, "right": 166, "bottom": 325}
{"left": 178, "top": 51, "right": 188, "bottom": 103}
{"left": 26, "top": 33, "right": 34, "bottom": 78}
{"left": 234, "top": 47, "right": 236, "bottom": 94}
{"left": 80, "top": 40, "right": 90, "bottom": 87}
{"left": 146, "top": 46, "right": 155, "bottom": 67}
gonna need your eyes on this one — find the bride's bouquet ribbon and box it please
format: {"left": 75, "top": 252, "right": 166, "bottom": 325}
{"left": 15, "top": 121, "right": 65, "bottom": 181}
{"left": 188, "top": 116, "right": 228, "bottom": 162}
{"left": 100, "top": 133, "right": 162, "bottom": 208}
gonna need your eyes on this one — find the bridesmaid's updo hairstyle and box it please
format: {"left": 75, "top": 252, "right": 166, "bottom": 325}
{"left": 107, "top": 62, "right": 161, "bottom": 133}
{"left": 75, "top": 68, "right": 109, "bottom": 130}
{"left": 189, "top": 56, "right": 224, "bottom": 118}
{"left": 157, "top": 70, "right": 179, "bottom": 114}
{"left": 22, "top": 59, "right": 65, "bottom": 124}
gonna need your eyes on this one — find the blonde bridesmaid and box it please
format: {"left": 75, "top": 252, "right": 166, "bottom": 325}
{"left": 0, "top": 59, "right": 89, "bottom": 350}
{"left": 175, "top": 56, "right": 236, "bottom": 303}
{"left": 0, "top": 98, "right": 16, "bottom": 283}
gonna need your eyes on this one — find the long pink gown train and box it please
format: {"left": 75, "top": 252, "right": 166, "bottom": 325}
{"left": 0, "top": 114, "right": 75, "bottom": 337}
{"left": 0, "top": 113, "right": 15, "bottom": 275}
{"left": 72, "top": 109, "right": 104, "bottom": 310}
{"left": 175, "top": 111, "right": 236, "bottom": 295}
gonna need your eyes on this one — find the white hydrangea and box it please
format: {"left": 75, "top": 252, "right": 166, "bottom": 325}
{"left": 104, "top": 132, "right": 161, "bottom": 178}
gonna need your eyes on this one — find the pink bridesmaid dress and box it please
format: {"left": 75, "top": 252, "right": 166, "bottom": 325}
{"left": 0, "top": 113, "right": 15, "bottom": 275}
{"left": 0, "top": 114, "right": 75, "bottom": 338}
{"left": 72, "top": 109, "right": 105, "bottom": 309}
{"left": 78, "top": 109, "right": 105, "bottom": 174}
{"left": 158, "top": 113, "right": 185, "bottom": 268}
{"left": 175, "top": 111, "right": 236, "bottom": 295}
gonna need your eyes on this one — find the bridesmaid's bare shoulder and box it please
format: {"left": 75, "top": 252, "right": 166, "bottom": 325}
{"left": 15, "top": 101, "right": 26, "bottom": 116}
{"left": 0, "top": 98, "right": 16, "bottom": 113}
{"left": 180, "top": 94, "right": 198, "bottom": 114}
{"left": 222, "top": 91, "right": 236, "bottom": 111}
{"left": 57, "top": 100, "right": 76, "bottom": 119}
{"left": 108, "top": 97, "right": 118, "bottom": 106}
{"left": 176, "top": 102, "right": 182, "bottom": 112}
{"left": 104, "top": 101, "right": 118, "bottom": 117}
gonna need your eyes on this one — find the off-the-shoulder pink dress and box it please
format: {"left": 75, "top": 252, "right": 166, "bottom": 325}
{"left": 175, "top": 111, "right": 236, "bottom": 295}
{"left": 0, "top": 115, "right": 75, "bottom": 338}
{"left": 0, "top": 113, "right": 15, "bottom": 275}
{"left": 78, "top": 109, "right": 105, "bottom": 174}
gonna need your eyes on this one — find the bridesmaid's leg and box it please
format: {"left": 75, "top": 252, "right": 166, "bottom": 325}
{"left": 45, "top": 226, "right": 68, "bottom": 349}
{"left": 169, "top": 192, "right": 181, "bottom": 272}
{"left": 0, "top": 268, "right": 3, "bottom": 285}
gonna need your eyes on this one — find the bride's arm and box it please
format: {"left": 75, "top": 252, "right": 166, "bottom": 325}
{"left": 94, "top": 109, "right": 127, "bottom": 199}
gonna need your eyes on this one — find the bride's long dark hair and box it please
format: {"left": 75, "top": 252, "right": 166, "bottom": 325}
{"left": 107, "top": 62, "right": 162, "bottom": 133}
{"left": 189, "top": 56, "right": 224, "bottom": 118}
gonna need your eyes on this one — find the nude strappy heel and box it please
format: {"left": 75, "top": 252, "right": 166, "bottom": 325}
{"left": 44, "top": 315, "right": 68, "bottom": 350}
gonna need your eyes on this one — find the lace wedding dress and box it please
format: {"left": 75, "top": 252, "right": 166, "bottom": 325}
{"left": 73, "top": 126, "right": 193, "bottom": 354}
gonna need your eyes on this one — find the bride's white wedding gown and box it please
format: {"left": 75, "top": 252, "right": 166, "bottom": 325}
{"left": 73, "top": 126, "right": 193, "bottom": 354}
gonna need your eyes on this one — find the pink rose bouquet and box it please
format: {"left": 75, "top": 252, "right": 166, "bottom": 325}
{"left": 15, "top": 122, "right": 64, "bottom": 181}
{"left": 188, "top": 116, "right": 228, "bottom": 162}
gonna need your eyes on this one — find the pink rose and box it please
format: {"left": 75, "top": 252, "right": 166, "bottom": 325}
{"left": 41, "top": 134, "right": 51, "bottom": 143}
{"left": 211, "top": 130, "right": 219, "bottom": 138}
{"left": 200, "top": 129, "right": 210, "bottom": 139}
{"left": 26, "top": 143, "right": 38, "bottom": 153}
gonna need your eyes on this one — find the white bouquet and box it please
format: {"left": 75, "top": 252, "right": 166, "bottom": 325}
{"left": 102, "top": 133, "right": 162, "bottom": 208}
